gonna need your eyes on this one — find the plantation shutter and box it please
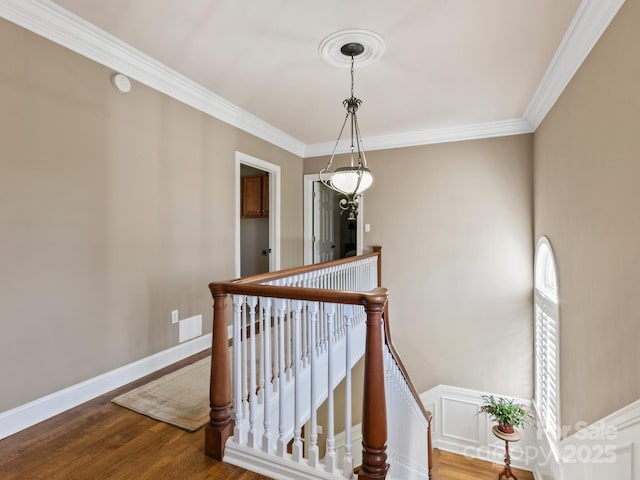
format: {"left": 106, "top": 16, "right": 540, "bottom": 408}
{"left": 534, "top": 237, "right": 560, "bottom": 443}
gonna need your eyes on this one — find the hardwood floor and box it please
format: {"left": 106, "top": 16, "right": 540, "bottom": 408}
{"left": 0, "top": 350, "right": 268, "bottom": 480}
{"left": 433, "top": 448, "right": 534, "bottom": 480}
{"left": 0, "top": 351, "right": 534, "bottom": 479}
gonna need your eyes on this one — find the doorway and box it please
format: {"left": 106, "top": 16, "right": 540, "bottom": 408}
{"left": 303, "top": 174, "right": 364, "bottom": 265}
{"left": 235, "top": 152, "right": 280, "bottom": 278}
{"left": 240, "top": 165, "right": 269, "bottom": 277}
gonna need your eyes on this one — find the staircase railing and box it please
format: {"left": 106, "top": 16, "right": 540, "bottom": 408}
{"left": 205, "top": 247, "right": 432, "bottom": 479}
{"left": 382, "top": 303, "right": 433, "bottom": 479}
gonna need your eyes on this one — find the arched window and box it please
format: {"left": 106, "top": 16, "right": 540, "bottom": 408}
{"left": 534, "top": 236, "right": 560, "bottom": 442}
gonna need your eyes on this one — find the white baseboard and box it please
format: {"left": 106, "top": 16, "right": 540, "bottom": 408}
{"left": 0, "top": 333, "right": 212, "bottom": 440}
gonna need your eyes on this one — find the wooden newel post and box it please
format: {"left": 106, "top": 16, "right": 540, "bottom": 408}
{"left": 372, "top": 246, "right": 382, "bottom": 287}
{"left": 359, "top": 289, "right": 389, "bottom": 480}
{"left": 205, "top": 284, "right": 234, "bottom": 460}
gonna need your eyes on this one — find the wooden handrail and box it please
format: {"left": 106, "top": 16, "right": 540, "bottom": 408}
{"left": 209, "top": 282, "right": 387, "bottom": 306}
{"left": 233, "top": 250, "right": 381, "bottom": 285}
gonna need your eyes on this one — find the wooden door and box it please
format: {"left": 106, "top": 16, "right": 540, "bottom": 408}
{"left": 313, "top": 182, "right": 337, "bottom": 263}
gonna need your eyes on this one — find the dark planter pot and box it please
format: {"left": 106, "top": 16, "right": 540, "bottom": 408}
{"left": 498, "top": 424, "right": 514, "bottom": 434}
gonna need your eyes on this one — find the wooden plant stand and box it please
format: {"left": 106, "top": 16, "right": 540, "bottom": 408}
{"left": 491, "top": 426, "right": 521, "bottom": 480}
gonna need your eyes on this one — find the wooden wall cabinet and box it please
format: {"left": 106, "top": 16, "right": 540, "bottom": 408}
{"left": 241, "top": 175, "right": 269, "bottom": 218}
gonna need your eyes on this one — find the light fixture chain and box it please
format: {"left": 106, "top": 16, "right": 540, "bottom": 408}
{"left": 351, "top": 54, "right": 355, "bottom": 99}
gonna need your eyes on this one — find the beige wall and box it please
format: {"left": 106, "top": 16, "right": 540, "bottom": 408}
{"left": 534, "top": 0, "right": 640, "bottom": 429}
{"left": 0, "top": 19, "right": 302, "bottom": 412}
{"left": 10, "top": 0, "right": 636, "bottom": 431}
{"left": 306, "top": 135, "right": 534, "bottom": 399}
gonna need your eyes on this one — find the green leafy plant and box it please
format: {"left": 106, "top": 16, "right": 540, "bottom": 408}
{"left": 478, "top": 395, "right": 534, "bottom": 433}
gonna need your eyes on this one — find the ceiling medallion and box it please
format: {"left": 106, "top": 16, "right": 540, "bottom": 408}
{"left": 318, "top": 29, "right": 386, "bottom": 68}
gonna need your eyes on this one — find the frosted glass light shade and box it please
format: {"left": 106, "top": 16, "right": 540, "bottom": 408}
{"left": 330, "top": 167, "right": 373, "bottom": 195}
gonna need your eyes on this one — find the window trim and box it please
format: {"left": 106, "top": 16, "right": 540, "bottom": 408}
{"left": 534, "top": 236, "right": 560, "bottom": 451}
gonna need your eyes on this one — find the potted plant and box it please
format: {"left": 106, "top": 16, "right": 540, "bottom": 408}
{"left": 479, "top": 395, "right": 534, "bottom": 434}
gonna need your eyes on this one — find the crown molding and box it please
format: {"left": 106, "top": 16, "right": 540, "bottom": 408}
{"left": 0, "top": 0, "right": 306, "bottom": 157}
{"left": 524, "top": 0, "right": 626, "bottom": 129}
{"left": 0, "top": 0, "right": 625, "bottom": 158}
{"left": 304, "top": 118, "right": 534, "bottom": 157}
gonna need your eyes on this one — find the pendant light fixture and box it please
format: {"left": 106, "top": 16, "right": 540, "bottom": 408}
{"left": 319, "top": 42, "right": 373, "bottom": 221}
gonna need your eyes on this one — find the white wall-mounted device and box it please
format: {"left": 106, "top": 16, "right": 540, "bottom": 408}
{"left": 111, "top": 73, "right": 132, "bottom": 93}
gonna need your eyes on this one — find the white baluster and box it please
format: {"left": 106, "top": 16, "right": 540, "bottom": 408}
{"left": 361, "top": 259, "right": 366, "bottom": 290}
{"left": 308, "top": 301, "right": 320, "bottom": 467}
{"left": 353, "top": 260, "right": 359, "bottom": 290}
{"left": 291, "top": 300, "right": 304, "bottom": 462}
{"left": 336, "top": 269, "right": 343, "bottom": 339}
{"left": 373, "top": 258, "right": 377, "bottom": 288}
{"left": 365, "top": 258, "right": 370, "bottom": 289}
{"left": 247, "top": 296, "right": 258, "bottom": 448}
{"left": 241, "top": 295, "right": 248, "bottom": 420}
{"left": 366, "top": 258, "right": 371, "bottom": 289}
{"left": 301, "top": 274, "right": 309, "bottom": 367}
{"left": 275, "top": 298, "right": 288, "bottom": 457}
{"left": 343, "top": 304, "right": 354, "bottom": 476}
{"left": 232, "top": 294, "right": 247, "bottom": 443}
{"left": 286, "top": 300, "right": 292, "bottom": 380}
{"left": 261, "top": 297, "right": 273, "bottom": 453}
{"left": 351, "top": 261, "right": 356, "bottom": 290}
{"left": 329, "top": 265, "right": 335, "bottom": 290}
{"left": 272, "top": 295, "right": 279, "bottom": 391}
{"left": 257, "top": 298, "right": 264, "bottom": 402}
{"left": 319, "top": 274, "right": 326, "bottom": 351}
{"left": 325, "top": 302, "right": 337, "bottom": 473}
{"left": 323, "top": 273, "right": 331, "bottom": 350}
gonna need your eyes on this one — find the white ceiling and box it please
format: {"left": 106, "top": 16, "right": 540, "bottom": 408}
{"left": 1, "top": 1, "right": 626, "bottom": 156}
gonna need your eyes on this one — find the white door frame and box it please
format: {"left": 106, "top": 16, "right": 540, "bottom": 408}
{"left": 303, "top": 174, "right": 364, "bottom": 265}
{"left": 236, "top": 152, "right": 281, "bottom": 278}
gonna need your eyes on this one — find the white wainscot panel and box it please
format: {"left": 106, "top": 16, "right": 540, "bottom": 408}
{"left": 421, "top": 385, "right": 536, "bottom": 472}
{"left": 586, "top": 443, "right": 634, "bottom": 480}
{"left": 559, "top": 399, "right": 640, "bottom": 480}
{"left": 441, "top": 395, "right": 482, "bottom": 445}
